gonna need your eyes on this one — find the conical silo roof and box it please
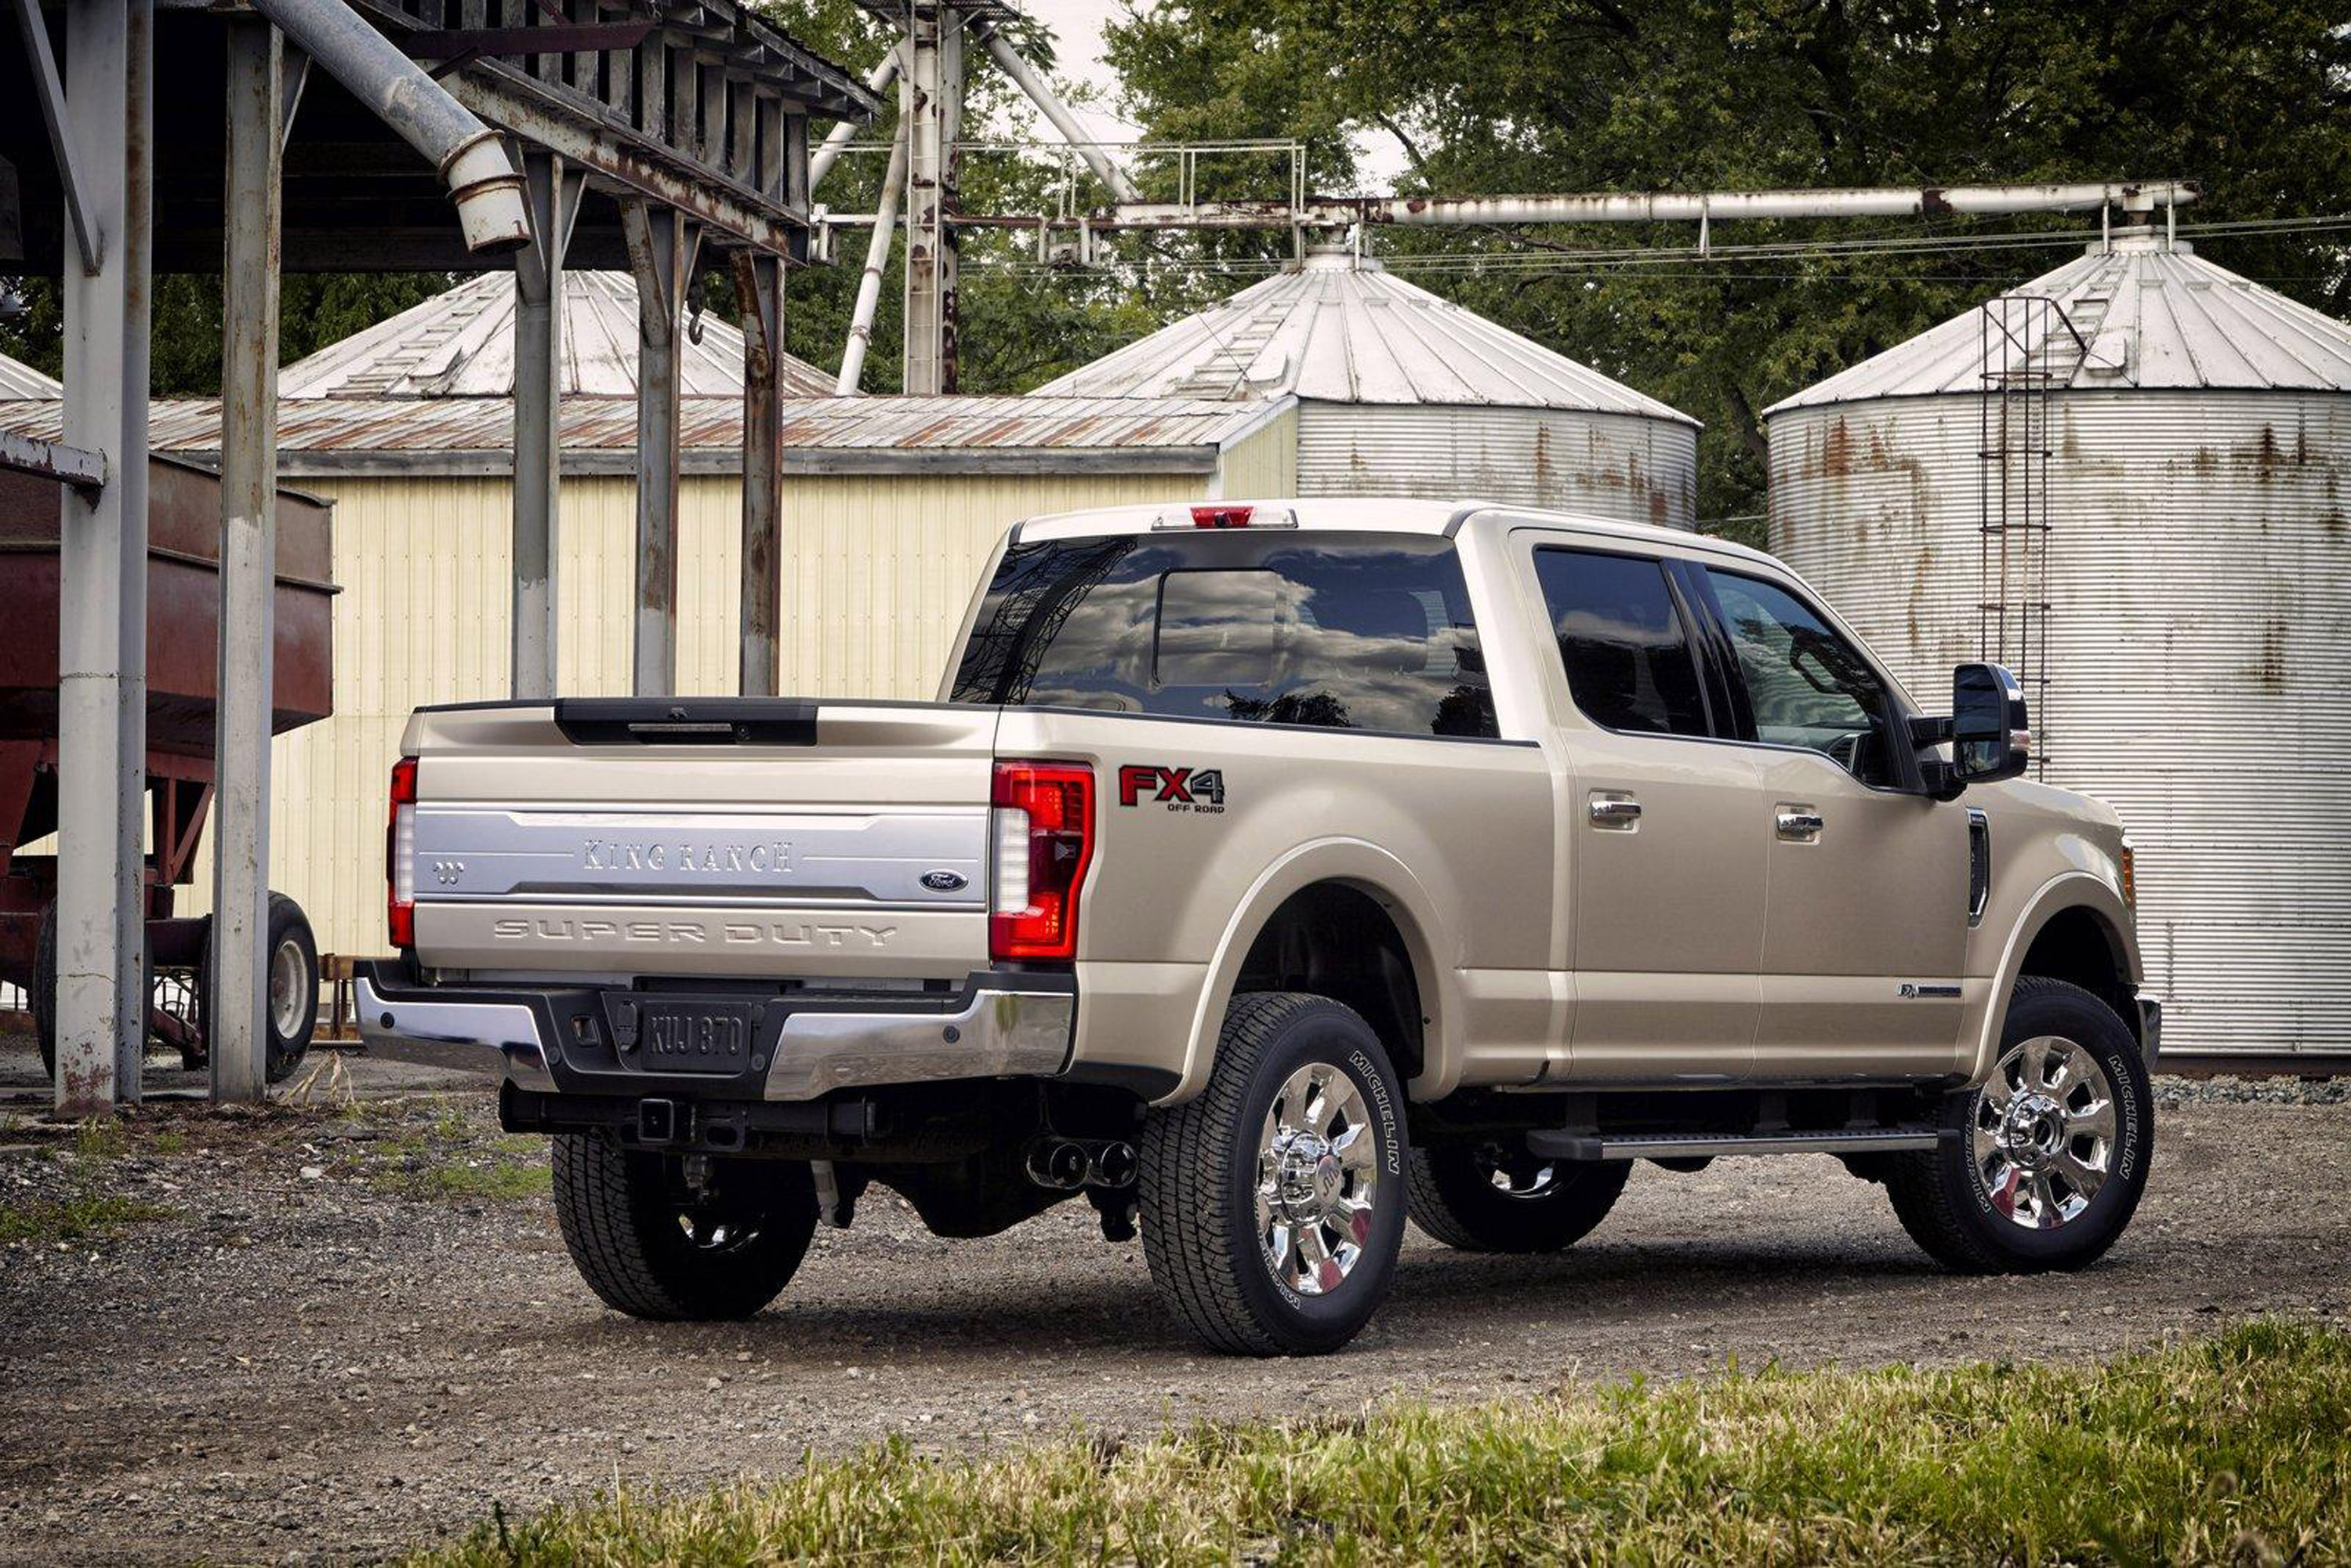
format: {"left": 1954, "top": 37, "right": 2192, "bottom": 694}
{"left": 1034, "top": 247, "right": 1697, "bottom": 425}
{"left": 0, "top": 352, "right": 63, "bottom": 401}
{"left": 279, "top": 270, "right": 836, "bottom": 401}
{"left": 1765, "top": 233, "right": 2351, "bottom": 415}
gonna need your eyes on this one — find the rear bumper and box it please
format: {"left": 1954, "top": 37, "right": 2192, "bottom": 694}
{"left": 354, "top": 961, "right": 1075, "bottom": 1101}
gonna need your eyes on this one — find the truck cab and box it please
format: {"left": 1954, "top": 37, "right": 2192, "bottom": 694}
{"left": 362, "top": 499, "right": 2156, "bottom": 1354}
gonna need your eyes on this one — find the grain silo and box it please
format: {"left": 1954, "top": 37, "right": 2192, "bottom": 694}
{"left": 1036, "top": 246, "right": 1700, "bottom": 527}
{"left": 1766, "top": 228, "right": 2351, "bottom": 1060}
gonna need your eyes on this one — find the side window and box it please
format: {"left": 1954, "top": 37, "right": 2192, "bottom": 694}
{"left": 1533, "top": 548, "right": 1710, "bottom": 738}
{"left": 1701, "top": 568, "right": 1899, "bottom": 786}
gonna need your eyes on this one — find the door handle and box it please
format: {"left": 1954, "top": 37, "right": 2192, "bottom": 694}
{"left": 1776, "top": 804, "right": 1824, "bottom": 842}
{"left": 1588, "top": 791, "right": 1642, "bottom": 829}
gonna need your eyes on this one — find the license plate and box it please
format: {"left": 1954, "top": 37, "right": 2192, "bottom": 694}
{"left": 634, "top": 1003, "right": 755, "bottom": 1074}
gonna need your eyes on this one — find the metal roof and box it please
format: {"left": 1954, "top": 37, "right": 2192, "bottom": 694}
{"left": 1033, "top": 246, "right": 1699, "bottom": 426}
{"left": 0, "top": 394, "right": 1288, "bottom": 475}
{"left": 0, "top": 353, "right": 63, "bottom": 401}
{"left": 278, "top": 271, "right": 838, "bottom": 400}
{"left": 1766, "top": 233, "right": 2351, "bottom": 416}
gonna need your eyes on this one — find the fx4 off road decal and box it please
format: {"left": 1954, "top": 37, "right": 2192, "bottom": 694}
{"left": 1117, "top": 764, "right": 1227, "bottom": 815}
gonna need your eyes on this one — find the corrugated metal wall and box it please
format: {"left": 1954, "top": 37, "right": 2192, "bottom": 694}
{"left": 1212, "top": 403, "right": 1298, "bottom": 500}
{"left": 1770, "top": 390, "right": 2351, "bottom": 1054}
{"left": 1294, "top": 401, "right": 1697, "bottom": 528}
{"left": 189, "top": 463, "right": 1221, "bottom": 960}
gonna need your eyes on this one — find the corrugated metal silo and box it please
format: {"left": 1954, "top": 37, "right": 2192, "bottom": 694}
{"left": 1766, "top": 230, "right": 2351, "bottom": 1058}
{"left": 1036, "top": 246, "right": 1702, "bottom": 528}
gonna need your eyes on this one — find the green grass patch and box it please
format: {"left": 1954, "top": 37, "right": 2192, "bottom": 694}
{"left": 418, "top": 1320, "right": 2350, "bottom": 1566}
{"left": 416, "top": 1158, "right": 552, "bottom": 1203}
{"left": 0, "top": 1189, "right": 169, "bottom": 1245}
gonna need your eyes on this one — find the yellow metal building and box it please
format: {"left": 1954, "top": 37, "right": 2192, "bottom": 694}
{"left": 2, "top": 281, "right": 1296, "bottom": 962}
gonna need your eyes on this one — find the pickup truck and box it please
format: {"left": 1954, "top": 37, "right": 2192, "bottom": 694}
{"left": 360, "top": 499, "right": 2157, "bottom": 1356}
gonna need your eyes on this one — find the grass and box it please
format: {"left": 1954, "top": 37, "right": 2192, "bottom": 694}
{"left": 417, "top": 1320, "right": 2350, "bottom": 1566}
{"left": 365, "top": 1120, "right": 550, "bottom": 1205}
{"left": 0, "top": 1189, "right": 168, "bottom": 1245}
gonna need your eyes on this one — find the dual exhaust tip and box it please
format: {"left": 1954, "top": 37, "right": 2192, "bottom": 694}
{"left": 1026, "top": 1138, "right": 1137, "bottom": 1192}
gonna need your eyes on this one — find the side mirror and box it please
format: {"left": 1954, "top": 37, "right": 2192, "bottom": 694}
{"left": 1949, "top": 662, "right": 2030, "bottom": 786}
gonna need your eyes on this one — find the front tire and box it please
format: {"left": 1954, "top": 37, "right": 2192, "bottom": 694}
{"left": 552, "top": 1133, "right": 818, "bottom": 1321}
{"left": 1886, "top": 976, "right": 2153, "bottom": 1273}
{"left": 1407, "top": 1142, "right": 1627, "bottom": 1253}
{"left": 1138, "top": 993, "right": 1409, "bottom": 1356}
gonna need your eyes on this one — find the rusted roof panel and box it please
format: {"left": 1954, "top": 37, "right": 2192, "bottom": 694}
{"left": 0, "top": 394, "right": 1277, "bottom": 456}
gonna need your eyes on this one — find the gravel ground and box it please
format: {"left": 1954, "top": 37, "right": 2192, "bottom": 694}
{"left": 0, "top": 1042, "right": 2346, "bottom": 1566}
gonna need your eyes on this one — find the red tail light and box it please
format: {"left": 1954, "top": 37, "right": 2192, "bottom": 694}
{"left": 989, "top": 760, "right": 1094, "bottom": 962}
{"left": 1191, "top": 503, "right": 1253, "bottom": 528}
{"left": 386, "top": 756, "right": 418, "bottom": 949}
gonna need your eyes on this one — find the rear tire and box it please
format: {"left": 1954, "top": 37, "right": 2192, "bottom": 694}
{"left": 1407, "top": 1142, "right": 1627, "bottom": 1253}
{"left": 1138, "top": 993, "right": 1409, "bottom": 1356}
{"left": 551, "top": 1132, "right": 818, "bottom": 1321}
{"left": 1886, "top": 976, "right": 2153, "bottom": 1273}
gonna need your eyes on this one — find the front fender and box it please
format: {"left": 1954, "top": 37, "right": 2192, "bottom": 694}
{"left": 1966, "top": 870, "right": 2143, "bottom": 1083}
{"left": 1163, "top": 837, "right": 1453, "bottom": 1105}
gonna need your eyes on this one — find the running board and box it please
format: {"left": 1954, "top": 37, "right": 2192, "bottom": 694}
{"left": 1527, "top": 1127, "right": 1954, "bottom": 1162}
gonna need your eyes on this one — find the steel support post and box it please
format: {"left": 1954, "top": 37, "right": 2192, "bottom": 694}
{"left": 209, "top": 18, "right": 281, "bottom": 1103}
{"left": 53, "top": 0, "right": 147, "bottom": 1116}
{"left": 900, "top": 2, "right": 961, "bottom": 395}
{"left": 621, "top": 199, "right": 696, "bottom": 696}
{"left": 511, "top": 149, "right": 581, "bottom": 699}
{"left": 731, "top": 249, "right": 782, "bottom": 695}
{"left": 113, "top": 0, "right": 151, "bottom": 1099}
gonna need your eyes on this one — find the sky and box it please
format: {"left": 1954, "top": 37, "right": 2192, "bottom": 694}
{"left": 991, "top": 0, "right": 1407, "bottom": 190}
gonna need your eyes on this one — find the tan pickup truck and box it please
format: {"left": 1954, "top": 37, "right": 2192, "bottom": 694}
{"left": 361, "top": 499, "right": 2157, "bottom": 1356}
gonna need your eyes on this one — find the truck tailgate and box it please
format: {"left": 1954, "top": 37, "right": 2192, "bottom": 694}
{"left": 401, "top": 700, "right": 997, "bottom": 980}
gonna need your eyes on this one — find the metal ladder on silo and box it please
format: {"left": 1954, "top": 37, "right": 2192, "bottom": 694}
{"left": 1977, "top": 292, "right": 2093, "bottom": 778}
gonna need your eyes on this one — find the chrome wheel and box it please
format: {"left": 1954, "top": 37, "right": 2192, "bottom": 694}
{"left": 267, "top": 935, "right": 307, "bottom": 1039}
{"left": 1255, "top": 1062, "right": 1381, "bottom": 1297}
{"left": 1974, "top": 1034, "right": 2117, "bottom": 1230}
{"left": 1475, "top": 1142, "right": 1558, "bottom": 1200}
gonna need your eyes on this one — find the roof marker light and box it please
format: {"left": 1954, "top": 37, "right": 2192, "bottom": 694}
{"left": 1152, "top": 504, "right": 1298, "bottom": 531}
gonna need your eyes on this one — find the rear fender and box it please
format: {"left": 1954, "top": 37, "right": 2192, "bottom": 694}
{"left": 1166, "top": 838, "right": 1452, "bottom": 1105}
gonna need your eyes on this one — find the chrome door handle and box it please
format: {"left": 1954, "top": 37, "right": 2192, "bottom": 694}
{"left": 1776, "top": 804, "right": 1824, "bottom": 842}
{"left": 1588, "top": 792, "right": 1642, "bottom": 829}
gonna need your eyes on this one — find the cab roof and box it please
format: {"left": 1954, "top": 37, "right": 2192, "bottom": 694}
{"left": 1010, "top": 497, "right": 1778, "bottom": 568}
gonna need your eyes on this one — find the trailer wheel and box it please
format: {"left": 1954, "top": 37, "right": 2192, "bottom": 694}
{"left": 196, "top": 894, "right": 318, "bottom": 1083}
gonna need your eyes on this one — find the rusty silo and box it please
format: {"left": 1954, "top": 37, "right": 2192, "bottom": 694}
{"left": 1767, "top": 228, "right": 2351, "bottom": 1060}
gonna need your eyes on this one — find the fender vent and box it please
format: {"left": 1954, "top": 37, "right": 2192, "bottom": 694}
{"left": 1968, "top": 808, "right": 1992, "bottom": 927}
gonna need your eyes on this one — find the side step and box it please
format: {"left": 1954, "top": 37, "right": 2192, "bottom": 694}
{"left": 1527, "top": 1127, "right": 1954, "bottom": 1162}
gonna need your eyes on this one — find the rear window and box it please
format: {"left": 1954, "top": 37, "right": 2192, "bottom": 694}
{"left": 1533, "top": 547, "right": 1711, "bottom": 738}
{"left": 951, "top": 531, "right": 1497, "bottom": 738}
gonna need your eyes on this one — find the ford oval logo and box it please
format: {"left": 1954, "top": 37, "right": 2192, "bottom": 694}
{"left": 920, "top": 869, "right": 969, "bottom": 893}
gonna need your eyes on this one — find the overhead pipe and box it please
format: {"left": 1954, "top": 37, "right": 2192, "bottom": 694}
{"left": 241, "top": 0, "right": 528, "bottom": 252}
{"left": 835, "top": 114, "right": 909, "bottom": 394}
{"left": 809, "top": 46, "right": 902, "bottom": 194}
{"left": 1092, "top": 180, "right": 2201, "bottom": 231}
{"left": 974, "top": 21, "right": 1140, "bottom": 204}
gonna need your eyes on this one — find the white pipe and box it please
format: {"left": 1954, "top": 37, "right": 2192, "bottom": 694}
{"left": 810, "top": 47, "right": 902, "bottom": 193}
{"left": 975, "top": 23, "right": 1139, "bottom": 203}
{"left": 836, "top": 118, "right": 909, "bottom": 394}
{"left": 242, "top": 0, "right": 528, "bottom": 252}
{"left": 1094, "top": 180, "right": 2200, "bottom": 231}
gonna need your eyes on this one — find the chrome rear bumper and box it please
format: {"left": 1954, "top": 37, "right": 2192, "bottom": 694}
{"left": 354, "top": 966, "right": 1075, "bottom": 1101}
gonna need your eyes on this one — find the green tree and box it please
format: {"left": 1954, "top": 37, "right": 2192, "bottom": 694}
{"left": 1106, "top": 0, "right": 2351, "bottom": 537}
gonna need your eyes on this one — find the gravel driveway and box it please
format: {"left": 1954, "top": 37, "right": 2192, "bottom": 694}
{"left": 1, "top": 1042, "right": 2345, "bottom": 1566}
